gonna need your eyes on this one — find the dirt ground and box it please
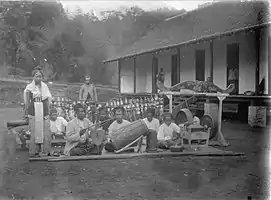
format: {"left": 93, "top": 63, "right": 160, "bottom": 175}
{"left": 0, "top": 107, "right": 270, "bottom": 200}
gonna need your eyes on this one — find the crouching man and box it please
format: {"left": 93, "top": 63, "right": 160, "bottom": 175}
{"left": 157, "top": 113, "right": 183, "bottom": 149}
{"left": 63, "top": 103, "right": 103, "bottom": 156}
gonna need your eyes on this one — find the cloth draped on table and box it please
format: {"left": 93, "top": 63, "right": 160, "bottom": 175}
{"left": 24, "top": 81, "right": 52, "bottom": 156}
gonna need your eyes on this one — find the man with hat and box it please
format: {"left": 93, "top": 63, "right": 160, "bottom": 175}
{"left": 79, "top": 76, "right": 98, "bottom": 102}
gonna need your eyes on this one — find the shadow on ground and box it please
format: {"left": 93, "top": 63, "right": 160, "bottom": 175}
{"left": 0, "top": 107, "right": 269, "bottom": 200}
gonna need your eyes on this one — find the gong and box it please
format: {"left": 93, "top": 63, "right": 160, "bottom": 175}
{"left": 200, "top": 114, "right": 218, "bottom": 140}
{"left": 175, "top": 108, "right": 193, "bottom": 125}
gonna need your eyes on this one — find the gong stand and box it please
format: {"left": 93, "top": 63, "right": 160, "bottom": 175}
{"left": 161, "top": 92, "right": 230, "bottom": 147}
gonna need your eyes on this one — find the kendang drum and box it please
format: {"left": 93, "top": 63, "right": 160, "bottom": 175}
{"left": 110, "top": 119, "right": 149, "bottom": 150}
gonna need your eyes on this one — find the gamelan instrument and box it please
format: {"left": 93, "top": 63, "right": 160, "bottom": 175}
{"left": 6, "top": 120, "right": 29, "bottom": 129}
{"left": 110, "top": 119, "right": 149, "bottom": 150}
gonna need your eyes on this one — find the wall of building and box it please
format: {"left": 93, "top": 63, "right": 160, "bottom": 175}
{"left": 120, "top": 58, "right": 134, "bottom": 93}
{"left": 119, "top": 29, "right": 268, "bottom": 94}
{"left": 135, "top": 54, "right": 152, "bottom": 93}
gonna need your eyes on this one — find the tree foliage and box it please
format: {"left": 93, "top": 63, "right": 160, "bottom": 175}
{"left": 0, "top": 1, "right": 184, "bottom": 84}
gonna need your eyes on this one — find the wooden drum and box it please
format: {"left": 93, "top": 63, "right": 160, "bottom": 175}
{"left": 175, "top": 108, "right": 193, "bottom": 125}
{"left": 110, "top": 119, "right": 149, "bottom": 150}
{"left": 7, "top": 120, "right": 29, "bottom": 129}
{"left": 200, "top": 114, "right": 218, "bottom": 140}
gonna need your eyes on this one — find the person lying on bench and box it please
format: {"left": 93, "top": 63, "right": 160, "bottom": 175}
{"left": 63, "top": 103, "right": 98, "bottom": 156}
{"left": 104, "top": 106, "right": 131, "bottom": 152}
{"left": 157, "top": 74, "right": 235, "bottom": 94}
{"left": 157, "top": 113, "right": 183, "bottom": 149}
{"left": 50, "top": 107, "right": 68, "bottom": 139}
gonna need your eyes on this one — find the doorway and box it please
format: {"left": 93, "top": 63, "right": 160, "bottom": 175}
{"left": 226, "top": 43, "right": 239, "bottom": 94}
{"left": 195, "top": 50, "right": 205, "bottom": 81}
{"left": 171, "top": 54, "right": 180, "bottom": 86}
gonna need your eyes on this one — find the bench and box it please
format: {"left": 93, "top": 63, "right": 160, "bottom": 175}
{"left": 192, "top": 102, "right": 238, "bottom": 113}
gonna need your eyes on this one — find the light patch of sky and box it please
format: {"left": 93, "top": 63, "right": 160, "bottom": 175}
{"left": 61, "top": 1, "right": 210, "bottom": 16}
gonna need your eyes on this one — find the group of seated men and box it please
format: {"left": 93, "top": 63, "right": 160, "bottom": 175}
{"left": 49, "top": 103, "right": 201, "bottom": 156}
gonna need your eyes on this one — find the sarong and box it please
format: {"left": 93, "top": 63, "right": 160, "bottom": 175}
{"left": 34, "top": 102, "right": 43, "bottom": 143}
{"left": 28, "top": 116, "right": 51, "bottom": 156}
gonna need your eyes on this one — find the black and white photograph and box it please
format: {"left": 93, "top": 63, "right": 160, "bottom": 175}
{"left": 0, "top": 0, "right": 270, "bottom": 199}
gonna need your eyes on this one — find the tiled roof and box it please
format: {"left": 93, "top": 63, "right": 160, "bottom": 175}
{"left": 104, "top": 1, "right": 270, "bottom": 63}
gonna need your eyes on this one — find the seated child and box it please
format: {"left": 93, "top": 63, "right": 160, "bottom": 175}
{"left": 182, "top": 108, "right": 200, "bottom": 127}
{"left": 157, "top": 113, "right": 182, "bottom": 149}
{"left": 50, "top": 107, "right": 68, "bottom": 139}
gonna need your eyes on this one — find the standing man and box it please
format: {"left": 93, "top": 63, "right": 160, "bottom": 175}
{"left": 79, "top": 76, "right": 98, "bottom": 102}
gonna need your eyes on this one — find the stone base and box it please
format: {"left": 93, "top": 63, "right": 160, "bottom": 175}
{"left": 204, "top": 103, "right": 218, "bottom": 120}
{"left": 248, "top": 106, "right": 266, "bottom": 128}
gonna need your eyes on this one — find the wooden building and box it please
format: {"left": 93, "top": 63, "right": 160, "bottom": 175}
{"left": 104, "top": 1, "right": 270, "bottom": 97}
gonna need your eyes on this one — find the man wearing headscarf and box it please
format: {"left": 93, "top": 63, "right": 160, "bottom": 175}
{"left": 63, "top": 103, "right": 104, "bottom": 156}
{"left": 24, "top": 67, "right": 52, "bottom": 157}
{"left": 79, "top": 76, "right": 98, "bottom": 102}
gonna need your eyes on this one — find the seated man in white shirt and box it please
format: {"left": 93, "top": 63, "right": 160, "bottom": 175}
{"left": 105, "top": 106, "right": 131, "bottom": 152}
{"left": 50, "top": 107, "right": 68, "bottom": 139}
{"left": 142, "top": 108, "right": 161, "bottom": 152}
{"left": 157, "top": 112, "right": 183, "bottom": 149}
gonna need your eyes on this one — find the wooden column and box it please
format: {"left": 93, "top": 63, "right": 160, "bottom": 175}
{"left": 118, "top": 59, "right": 121, "bottom": 93}
{"left": 209, "top": 40, "right": 214, "bottom": 82}
{"left": 268, "top": 35, "right": 271, "bottom": 95}
{"left": 255, "top": 13, "right": 262, "bottom": 95}
{"left": 255, "top": 28, "right": 261, "bottom": 95}
{"left": 133, "top": 57, "right": 136, "bottom": 93}
{"left": 176, "top": 48, "right": 181, "bottom": 83}
{"left": 152, "top": 54, "right": 158, "bottom": 93}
